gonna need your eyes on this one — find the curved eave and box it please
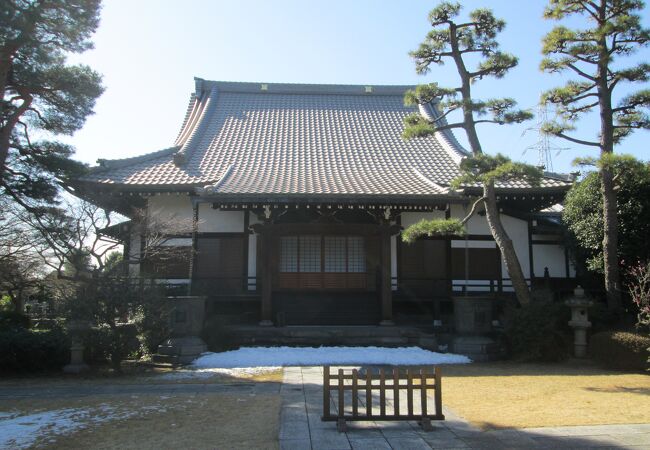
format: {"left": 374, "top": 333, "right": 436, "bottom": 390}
{"left": 462, "top": 184, "right": 571, "bottom": 196}
{"left": 194, "top": 191, "right": 466, "bottom": 206}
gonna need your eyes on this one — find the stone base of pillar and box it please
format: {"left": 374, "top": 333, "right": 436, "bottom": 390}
{"left": 379, "top": 320, "right": 395, "bottom": 326}
{"left": 154, "top": 336, "right": 208, "bottom": 366}
{"left": 63, "top": 363, "right": 90, "bottom": 374}
{"left": 259, "top": 319, "right": 274, "bottom": 327}
{"left": 452, "top": 336, "right": 504, "bottom": 362}
{"left": 63, "top": 342, "right": 89, "bottom": 374}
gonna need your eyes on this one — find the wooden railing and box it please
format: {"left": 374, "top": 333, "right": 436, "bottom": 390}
{"left": 322, "top": 366, "right": 444, "bottom": 432}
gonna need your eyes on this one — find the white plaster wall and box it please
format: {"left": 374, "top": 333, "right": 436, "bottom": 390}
{"left": 449, "top": 204, "right": 491, "bottom": 235}
{"left": 198, "top": 204, "right": 245, "bottom": 233}
{"left": 532, "top": 244, "right": 575, "bottom": 278}
{"left": 532, "top": 234, "right": 561, "bottom": 241}
{"left": 500, "top": 214, "right": 530, "bottom": 280}
{"left": 400, "top": 211, "right": 445, "bottom": 228}
{"left": 128, "top": 232, "right": 140, "bottom": 276}
{"left": 160, "top": 238, "right": 192, "bottom": 247}
{"left": 391, "top": 235, "right": 397, "bottom": 291}
{"left": 147, "top": 194, "right": 194, "bottom": 232}
{"left": 248, "top": 234, "right": 257, "bottom": 290}
{"left": 249, "top": 210, "right": 262, "bottom": 226}
{"left": 450, "top": 240, "right": 496, "bottom": 249}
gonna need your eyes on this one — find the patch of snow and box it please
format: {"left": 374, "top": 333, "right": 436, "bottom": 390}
{"left": 191, "top": 346, "right": 471, "bottom": 368}
{"left": 0, "top": 403, "right": 153, "bottom": 449}
{"left": 160, "top": 346, "right": 470, "bottom": 380}
{"left": 160, "top": 366, "right": 279, "bottom": 380}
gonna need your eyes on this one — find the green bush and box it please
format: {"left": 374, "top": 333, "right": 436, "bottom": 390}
{"left": 589, "top": 331, "right": 650, "bottom": 371}
{"left": 83, "top": 324, "right": 140, "bottom": 368}
{"left": 0, "top": 311, "right": 30, "bottom": 330}
{"left": 505, "top": 302, "right": 571, "bottom": 362}
{"left": 83, "top": 326, "right": 112, "bottom": 363}
{"left": 0, "top": 328, "right": 69, "bottom": 373}
{"left": 133, "top": 292, "right": 171, "bottom": 357}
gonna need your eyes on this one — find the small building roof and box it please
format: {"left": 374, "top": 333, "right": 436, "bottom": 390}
{"left": 80, "top": 78, "right": 571, "bottom": 201}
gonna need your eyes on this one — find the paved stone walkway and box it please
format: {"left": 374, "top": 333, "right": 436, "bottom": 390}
{"left": 279, "top": 366, "right": 650, "bottom": 450}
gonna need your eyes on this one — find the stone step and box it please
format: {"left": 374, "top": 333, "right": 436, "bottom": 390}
{"left": 222, "top": 325, "right": 438, "bottom": 349}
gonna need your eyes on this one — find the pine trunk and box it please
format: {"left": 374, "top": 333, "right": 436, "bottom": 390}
{"left": 483, "top": 182, "right": 531, "bottom": 305}
{"left": 601, "top": 168, "right": 621, "bottom": 310}
{"left": 595, "top": 6, "right": 621, "bottom": 311}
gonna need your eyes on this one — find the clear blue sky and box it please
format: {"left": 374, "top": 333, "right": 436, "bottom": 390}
{"left": 66, "top": 0, "right": 649, "bottom": 174}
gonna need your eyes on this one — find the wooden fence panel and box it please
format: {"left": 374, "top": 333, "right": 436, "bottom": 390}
{"left": 322, "top": 366, "right": 444, "bottom": 432}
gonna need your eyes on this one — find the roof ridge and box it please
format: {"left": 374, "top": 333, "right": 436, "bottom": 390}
{"left": 174, "top": 93, "right": 198, "bottom": 147}
{"left": 194, "top": 77, "right": 414, "bottom": 97}
{"left": 411, "top": 167, "right": 447, "bottom": 193}
{"left": 196, "top": 164, "right": 234, "bottom": 195}
{"left": 542, "top": 171, "right": 576, "bottom": 182}
{"left": 94, "top": 146, "right": 179, "bottom": 172}
{"left": 420, "top": 103, "right": 471, "bottom": 164}
{"left": 173, "top": 86, "right": 219, "bottom": 165}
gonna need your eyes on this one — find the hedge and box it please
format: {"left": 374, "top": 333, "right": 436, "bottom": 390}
{"left": 589, "top": 331, "right": 650, "bottom": 371}
{"left": 0, "top": 328, "right": 69, "bottom": 373}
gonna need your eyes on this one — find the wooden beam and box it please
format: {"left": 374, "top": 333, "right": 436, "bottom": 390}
{"left": 188, "top": 201, "right": 199, "bottom": 295}
{"left": 379, "top": 223, "right": 394, "bottom": 326}
{"left": 257, "top": 225, "right": 273, "bottom": 326}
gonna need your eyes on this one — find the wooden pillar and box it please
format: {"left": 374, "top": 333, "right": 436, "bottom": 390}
{"left": 257, "top": 225, "right": 273, "bottom": 326}
{"left": 379, "top": 223, "right": 394, "bottom": 326}
{"left": 188, "top": 201, "right": 199, "bottom": 296}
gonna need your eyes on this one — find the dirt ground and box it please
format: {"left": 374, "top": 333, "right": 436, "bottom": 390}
{"left": 441, "top": 361, "right": 650, "bottom": 429}
{"left": 0, "top": 364, "right": 284, "bottom": 387}
{"left": 1, "top": 367, "right": 283, "bottom": 449}
{"left": 1, "top": 392, "right": 280, "bottom": 450}
{"left": 37, "top": 393, "right": 280, "bottom": 450}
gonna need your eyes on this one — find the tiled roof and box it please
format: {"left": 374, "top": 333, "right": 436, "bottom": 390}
{"left": 82, "top": 79, "right": 571, "bottom": 197}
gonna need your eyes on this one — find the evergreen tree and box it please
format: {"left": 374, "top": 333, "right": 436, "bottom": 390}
{"left": 541, "top": 0, "right": 649, "bottom": 309}
{"left": 564, "top": 157, "right": 650, "bottom": 274}
{"left": 403, "top": 2, "right": 540, "bottom": 305}
{"left": 0, "top": 0, "right": 103, "bottom": 211}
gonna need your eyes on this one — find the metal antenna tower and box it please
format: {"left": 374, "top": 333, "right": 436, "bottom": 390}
{"left": 523, "top": 104, "right": 569, "bottom": 172}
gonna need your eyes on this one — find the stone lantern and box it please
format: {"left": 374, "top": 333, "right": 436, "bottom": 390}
{"left": 565, "top": 286, "right": 593, "bottom": 358}
{"left": 63, "top": 319, "right": 91, "bottom": 373}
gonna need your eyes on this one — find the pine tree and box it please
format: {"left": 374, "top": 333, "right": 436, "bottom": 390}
{"left": 0, "top": 0, "right": 103, "bottom": 211}
{"left": 403, "top": 2, "right": 540, "bottom": 305}
{"left": 541, "top": 0, "right": 649, "bottom": 310}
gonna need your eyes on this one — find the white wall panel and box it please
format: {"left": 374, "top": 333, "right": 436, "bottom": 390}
{"left": 500, "top": 215, "right": 530, "bottom": 279}
{"left": 532, "top": 244, "right": 575, "bottom": 278}
{"left": 248, "top": 234, "right": 257, "bottom": 290}
{"left": 147, "top": 195, "right": 194, "bottom": 232}
{"left": 198, "top": 204, "right": 245, "bottom": 233}
{"left": 449, "top": 204, "right": 491, "bottom": 235}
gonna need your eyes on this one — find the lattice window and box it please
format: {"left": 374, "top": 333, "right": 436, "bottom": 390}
{"left": 280, "top": 236, "right": 298, "bottom": 272}
{"left": 280, "top": 234, "right": 365, "bottom": 274}
{"left": 324, "top": 236, "right": 347, "bottom": 272}
{"left": 347, "top": 236, "right": 366, "bottom": 272}
{"left": 299, "top": 235, "right": 321, "bottom": 272}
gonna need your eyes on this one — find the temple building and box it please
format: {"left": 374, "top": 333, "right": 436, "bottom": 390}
{"left": 75, "top": 78, "right": 575, "bottom": 341}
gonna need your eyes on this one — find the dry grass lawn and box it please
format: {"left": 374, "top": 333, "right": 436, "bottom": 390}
{"left": 6, "top": 392, "right": 280, "bottom": 449}
{"left": 441, "top": 362, "right": 650, "bottom": 429}
{"left": 0, "top": 366, "right": 284, "bottom": 387}
{"left": 1, "top": 368, "right": 284, "bottom": 449}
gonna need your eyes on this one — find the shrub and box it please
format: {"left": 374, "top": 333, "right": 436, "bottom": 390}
{"left": 0, "top": 311, "right": 30, "bottom": 330}
{"left": 0, "top": 327, "right": 69, "bottom": 373}
{"left": 133, "top": 290, "right": 171, "bottom": 357}
{"left": 588, "top": 301, "right": 622, "bottom": 333}
{"left": 504, "top": 302, "right": 571, "bottom": 362}
{"left": 589, "top": 331, "right": 650, "bottom": 371}
{"left": 83, "top": 324, "right": 140, "bottom": 368}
